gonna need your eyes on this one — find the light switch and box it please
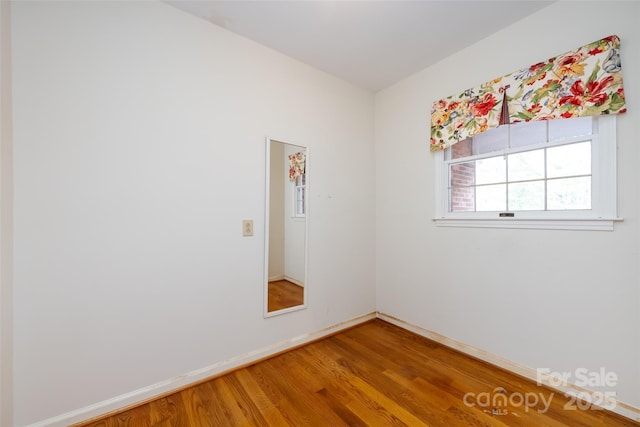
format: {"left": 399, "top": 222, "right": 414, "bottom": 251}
{"left": 242, "top": 219, "right": 253, "bottom": 237}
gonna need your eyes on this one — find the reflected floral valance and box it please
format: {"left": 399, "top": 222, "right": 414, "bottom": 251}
{"left": 288, "top": 152, "right": 306, "bottom": 182}
{"left": 430, "top": 35, "right": 627, "bottom": 152}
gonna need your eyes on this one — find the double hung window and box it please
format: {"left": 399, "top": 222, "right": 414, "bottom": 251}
{"left": 293, "top": 173, "right": 306, "bottom": 218}
{"left": 434, "top": 116, "right": 618, "bottom": 230}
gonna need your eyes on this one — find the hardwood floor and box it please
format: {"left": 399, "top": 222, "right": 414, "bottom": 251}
{"left": 76, "top": 320, "right": 639, "bottom": 426}
{"left": 268, "top": 280, "right": 304, "bottom": 312}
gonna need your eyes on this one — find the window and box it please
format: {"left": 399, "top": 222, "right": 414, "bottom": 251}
{"left": 434, "top": 115, "right": 619, "bottom": 230}
{"left": 293, "top": 173, "right": 306, "bottom": 217}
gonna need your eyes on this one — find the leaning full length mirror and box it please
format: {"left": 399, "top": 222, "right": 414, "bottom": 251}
{"left": 264, "top": 138, "right": 308, "bottom": 317}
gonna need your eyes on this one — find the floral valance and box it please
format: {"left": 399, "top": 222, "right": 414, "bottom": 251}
{"left": 430, "top": 35, "right": 626, "bottom": 152}
{"left": 288, "top": 152, "right": 306, "bottom": 182}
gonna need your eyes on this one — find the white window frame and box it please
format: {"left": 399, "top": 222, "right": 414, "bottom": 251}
{"left": 433, "top": 115, "right": 621, "bottom": 231}
{"left": 293, "top": 173, "right": 306, "bottom": 218}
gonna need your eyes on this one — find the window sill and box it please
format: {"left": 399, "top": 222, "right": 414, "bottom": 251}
{"left": 432, "top": 217, "right": 623, "bottom": 231}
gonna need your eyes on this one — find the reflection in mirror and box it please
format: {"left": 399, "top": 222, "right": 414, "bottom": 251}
{"left": 264, "top": 138, "right": 308, "bottom": 317}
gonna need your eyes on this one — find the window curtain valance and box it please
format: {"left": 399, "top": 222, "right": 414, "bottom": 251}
{"left": 430, "top": 35, "right": 626, "bottom": 152}
{"left": 288, "top": 152, "right": 306, "bottom": 181}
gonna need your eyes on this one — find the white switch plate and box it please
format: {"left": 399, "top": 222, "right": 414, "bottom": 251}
{"left": 242, "top": 219, "right": 253, "bottom": 237}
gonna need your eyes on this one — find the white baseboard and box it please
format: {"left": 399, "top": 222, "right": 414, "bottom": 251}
{"left": 376, "top": 311, "right": 640, "bottom": 423}
{"left": 284, "top": 275, "right": 304, "bottom": 287}
{"left": 268, "top": 276, "right": 304, "bottom": 287}
{"left": 28, "top": 312, "right": 376, "bottom": 427}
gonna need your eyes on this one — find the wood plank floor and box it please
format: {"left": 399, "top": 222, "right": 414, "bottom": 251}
{"left": 268, "top": 280, "right": 304, "bottom": 312}
{"left": 76, "top": 320, "right": 639, "bottom": 426}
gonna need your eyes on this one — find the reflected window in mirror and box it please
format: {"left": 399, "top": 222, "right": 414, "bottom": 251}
{"left": 294, "top": 173, "right": 306, "bottom": 218}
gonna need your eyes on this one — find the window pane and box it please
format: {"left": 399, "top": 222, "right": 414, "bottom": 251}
{"left": 473, "top": 126, "right": 508, "bottom": 155}
{"left": 449, "top": 161, "right": 475, "bottom": 212}
{"left": 548, "top": 116, "right": 592, "bottom": 140}
{"left": 548, "top": 177, "right": 591, "bottom": 210}
{"left": 449, "top": 162, "right": 475, "bottom": 187}
{"left": 509, "top": 121, "right": 547, "bottom": 148}
{"left": 508, "top": 181, "right": 545, "bottom": 211}
{"left": 296, "top": 187, "right": 305, "bottom": 215}
{"left": 476, "top": 156, "right": 505, "bottom": 185}
{"left": 450, "top": 138, "right": 473, "bottom": 160}
{"left": 450, "top": 186, "right": 475, "bottom": 212}
{"left": 508, "top": 149, "right": 544, "bottom": 182}
{"left": 547, "top": 141, "right": 591, "bottom": 178}
{"left": 476, "top": 184, "right": 506, "bottom": 211}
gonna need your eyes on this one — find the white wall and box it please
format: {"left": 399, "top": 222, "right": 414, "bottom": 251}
{"left": 0, "top": 1, "right": 14, "bottom": 426}
{"left": 375, "top": 0, "right": 640, "bottom": 408}
{"left": 268, "top": 141, "right": 285, "bottom": 280}
{"left": 11, "top": 1, "right": 375, "bottom": 425}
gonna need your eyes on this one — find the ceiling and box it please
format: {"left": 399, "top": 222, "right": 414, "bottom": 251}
{"left": 166, "top": 1, "right": 553, "bottom": 92}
